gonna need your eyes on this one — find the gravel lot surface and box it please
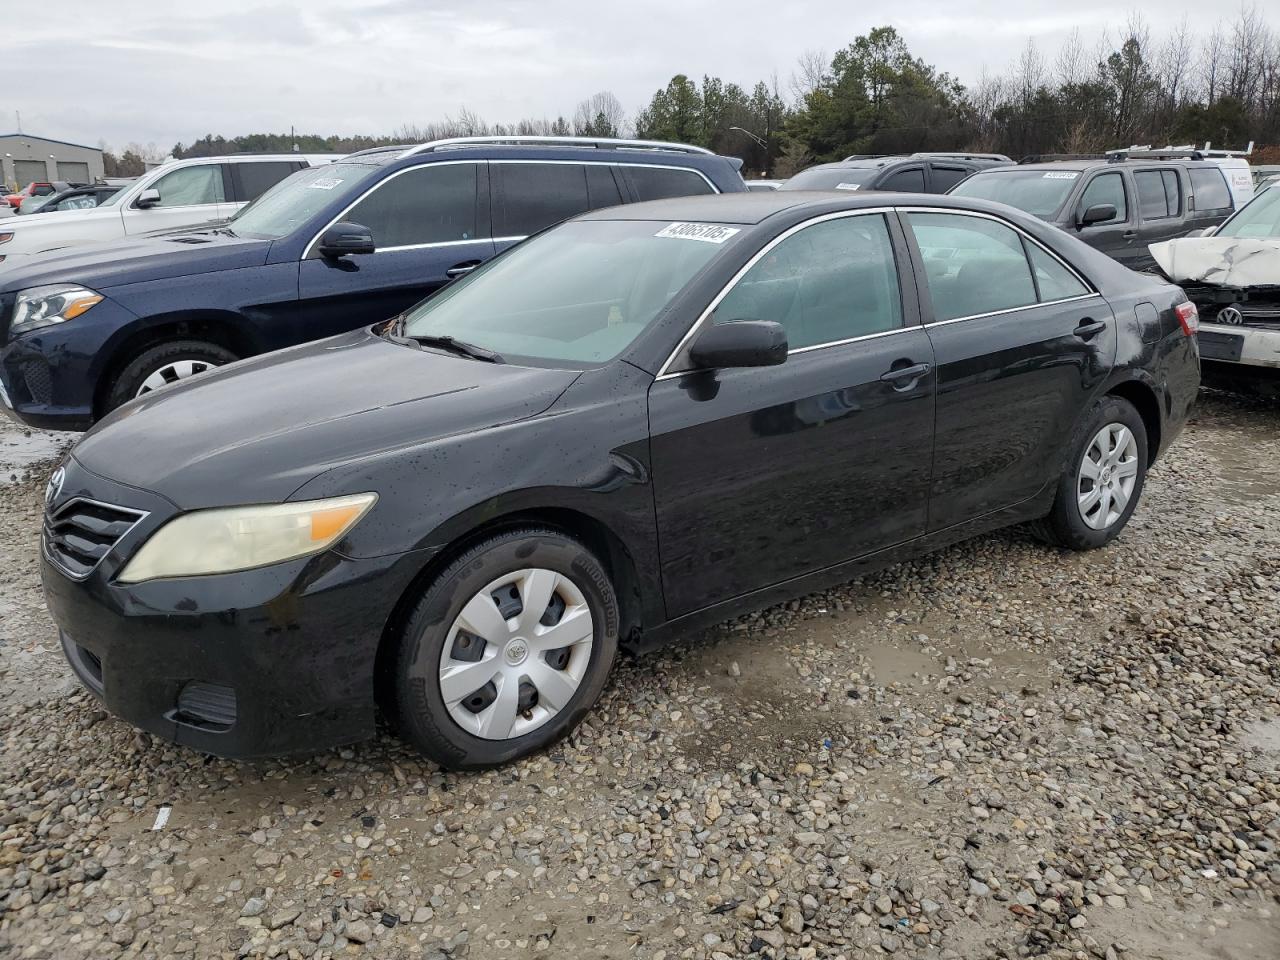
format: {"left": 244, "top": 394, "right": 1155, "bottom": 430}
{"left": 1, "top": 393, "right": 1278, "bottom": 960}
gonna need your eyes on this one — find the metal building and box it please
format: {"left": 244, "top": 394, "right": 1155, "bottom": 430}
{"left": 0, "top": 134, "right": 105, "bottom": 190}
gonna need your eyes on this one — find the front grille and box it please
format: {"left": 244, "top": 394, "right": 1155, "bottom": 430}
{"left": 43, "top": 498, "right": 147, "bottom": 579}
{"left": 20, "top": 359, "right": 52, "bottom": 404}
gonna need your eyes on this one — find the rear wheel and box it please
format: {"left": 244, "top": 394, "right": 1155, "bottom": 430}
{"left": 105, "top": 339, "right": 237, "bottom": 413}
{"left": 1033, "top": 395, "right": 1148, "bottom": 550}
{"left": 391, "top": 529, "right": 619, "bottom": 769}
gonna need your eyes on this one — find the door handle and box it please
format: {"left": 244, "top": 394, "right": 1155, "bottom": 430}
{"left": 446, "top": 261, "right": 480, "bottom": 278}
{"left": 1122, "top": 231, "right": 1137, "bottom": 240}
{"left": 1074, "top": 318, "right": 1107, "bottom": 340}
{"left": 879, "top": 361, "right": 932, "bottom": 390}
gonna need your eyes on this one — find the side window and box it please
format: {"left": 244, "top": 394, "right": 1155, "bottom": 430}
{"left": 234, "top": 162, "right": 300, "bottom": 203}
{"left": 625, "top": 166, "right": 714, "bottom": 201}
{"left": 494, "top": 163, "right": 590, "bottom": 237}
{"left": 907, "top": 212, "right": 1037, "bottom": 322}
{"left": 1027, "top": 243, "right": 1090, "bottom": 301}
{"left": 1189, "top": 168, "right": 1232, "bottom": 211}
{"left": 1078, "top": 173, "right": 1127, "bottom": 224}
{"left": 713, "top": 214, "right": 903, "bottom": 351}
{"left": 878, "top": 166, "right": 926, "bottom": 192}
{"left": 1136, "top": 170, "right": 1175, "bottom": 220}
{"left": 344, "top": 163, "right": 479, "bottom": 248}
{"left": 929, "top": 165, "right": 971, "bottom": 192}
{"left": 147, "top": 164, "right": 226, "bottom": 207}
{"left": 1162, "top": 170, "right": 1181, "bottom": 217}
{"left": 586, "top": 165, "right": 623, "bottom": 209}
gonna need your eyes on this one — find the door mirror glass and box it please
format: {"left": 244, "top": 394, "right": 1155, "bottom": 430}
{"left": 1080, "top": 203, "right": 1117, "bottom": 226}
{"left": 689, "top": 320, "right": 788, "bottom": 369}
{"left": 134, "top": 188, "right": 161, "bottom": 210}
{"left": 318, "top": 221, "right": 376, "bottom": 258}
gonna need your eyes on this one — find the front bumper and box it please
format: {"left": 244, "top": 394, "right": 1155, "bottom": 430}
{"left": 1197, "top": 320, "right": 1280, "bottom": 371}
{"left": 40, "top": 459, "right": 430, "bottom": 758}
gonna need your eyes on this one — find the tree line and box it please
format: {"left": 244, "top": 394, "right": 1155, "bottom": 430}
{"left": 104, "top": 8, "right": 1280, "bottom": 179}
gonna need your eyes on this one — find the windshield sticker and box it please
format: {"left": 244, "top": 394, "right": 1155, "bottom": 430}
{"left": 1042, "top": 171, "right": 1079, "bottom": 180}
{"left": 307, "top": 178, "right": 345, "bottom": 190}
{"left": 835, "top": 182, "right": 861, "bottom": 191}
{"left": 655, "top": 222, "right": 741, "bottom": 244}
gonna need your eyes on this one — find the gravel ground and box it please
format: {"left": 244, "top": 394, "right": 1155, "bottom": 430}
{"left": 0, "top": 393, "right": 1278, "bottom": 960}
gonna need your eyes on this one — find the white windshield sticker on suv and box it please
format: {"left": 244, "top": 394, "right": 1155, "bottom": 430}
{"left": 307, "top": 178, "right": 344, "bottom": 190}
{"left": 1042, "top": 171, "right": 1079, "bottom": 180}
{"left": 835, "top": 182, "right": 861, "bottom": 191}
{"left": 655, "top": 222, "right": 741, "bottom": 244}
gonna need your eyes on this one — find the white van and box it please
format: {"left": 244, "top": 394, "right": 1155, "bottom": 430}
{"left": 0, "top": 154, "right": 340, "bottom": 267}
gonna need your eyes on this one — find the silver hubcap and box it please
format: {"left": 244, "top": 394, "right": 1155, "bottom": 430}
{"left": 1077, "top": 423, "right": 1139, "bottom": 530}
{"left": 136, "top": 359, "right": 220, "bottom": 397}
{"left": 438, "top": 568, "right": 594, "bottom": 741}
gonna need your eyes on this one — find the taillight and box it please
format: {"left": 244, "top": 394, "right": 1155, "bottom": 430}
{"left": 1175, "top": 301, "right": 1198, "bottom": 336}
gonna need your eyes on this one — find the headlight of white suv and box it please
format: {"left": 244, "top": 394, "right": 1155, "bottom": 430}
{"left": 11, "top": 284, "right": 104, "bottom": 336}
{"left": 117, "top": 493, "right": 377, "bottom": 584}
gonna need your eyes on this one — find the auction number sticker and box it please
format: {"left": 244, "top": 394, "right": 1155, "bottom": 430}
{"left": 1042, "top": 171, "right": 1079, "bottom": 179}
{"left": 308, "top": 178, "right": 345, "bottom": 190}
{"left": 655, "top": 222, "right": 741, "bottom": 244}
{"left": 835, "top": 182, "right": 861, "bottom": 191}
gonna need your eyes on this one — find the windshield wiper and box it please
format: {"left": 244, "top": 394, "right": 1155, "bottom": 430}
{"left": 409, "top": 334, "right": 504, "bottom": 363}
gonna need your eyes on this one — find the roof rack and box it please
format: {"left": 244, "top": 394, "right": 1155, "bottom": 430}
{"left": 911, "top": 151, "right": 1012, "bottom": 162}
{"left": 344, "top": 144, "right": 417, "bottom": 159}
{"left": 1018, "top": 154, "right": 1106, "bottom": 164}
{"left": 841, "top": 154, "right": 888, "bottom": 162}
{"left": 400, "top": 136, "right": 715, "bottom": 158}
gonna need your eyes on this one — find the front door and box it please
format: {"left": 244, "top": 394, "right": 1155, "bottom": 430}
{"left": 121, "top": 162, "right": 232, "bottom": 235}
{"left": 295, "top": 161, "right": 494, "bottom": 344}
{"left": 647, "top": 212, "right": 936, "bottom": 618}
{"left": 1073, "top": 170, "right": 1139, "bottom": 266}
{"left": 902, "top": 210, "right": 1117, "bottom": 530}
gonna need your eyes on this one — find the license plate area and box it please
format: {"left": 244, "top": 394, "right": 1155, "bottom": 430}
{"left": 1198, "top": 331, "right": 1244, "bottom": 362}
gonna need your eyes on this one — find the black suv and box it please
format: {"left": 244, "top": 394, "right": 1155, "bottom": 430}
{"left": 780, "top": 153, "right": 1013, "bottom": 194}
{"left": 0, "top": 137, "right": 745, "bottom": 430}
{"left": 949, "top": 151, "right": 1236, "bottom": 270}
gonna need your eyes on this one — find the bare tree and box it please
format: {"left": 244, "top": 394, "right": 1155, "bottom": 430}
{"left": 1054, "top": 29, "right": 1087, "bottom": 88}
{"left": 1201, "top": 27, "right": 1226, "bottom": 104}
{"left": 572, "top": 91, "right": 626, "bottom": 137}
{"left": 789, "top": 48, "right": 827, "bottom": 104}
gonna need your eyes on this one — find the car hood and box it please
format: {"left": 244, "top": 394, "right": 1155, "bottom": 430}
{"left": 2, "top": 203, "right": 107, "bottom": 227}
{"left": 71, "top": 328, "right": 581, "bottom": 509}
{"left": 1149, "top": 237, "right": 1280, "bottom": 288}
{"left": 0, "top": 231, "right": 271, "bottom": 292}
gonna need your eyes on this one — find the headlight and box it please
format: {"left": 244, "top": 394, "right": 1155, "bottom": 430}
{"left": 0, "top": 232, "right": 12, "bottom": 244}
{"left": 11, "top": 284, "right": 103, "bottom": 336}
{"left": 117, "top": 493, "right": 377, "bottom": 583}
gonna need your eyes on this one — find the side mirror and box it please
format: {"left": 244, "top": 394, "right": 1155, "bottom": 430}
{"left": 318, "top": 221, "right": 375, "bottom": 258}
{"left": 134, "top": 188, "right": 161, "bottom": 210}
{"left": 689, "top": 320, "right": 788, "bottom": 370}
{"left": 1079, "top": 203, "right": 1117, "bottom": 227}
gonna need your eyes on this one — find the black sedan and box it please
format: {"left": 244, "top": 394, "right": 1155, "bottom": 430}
{"left": 41, "top": 192, "right": 1201, "bottom": 769}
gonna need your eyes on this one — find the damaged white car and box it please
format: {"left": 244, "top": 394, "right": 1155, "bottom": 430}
{"left": 1150, "top": 184, "right": 1280, "bottom": 396}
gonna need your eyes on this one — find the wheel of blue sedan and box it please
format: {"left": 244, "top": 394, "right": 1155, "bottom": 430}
{"left": 392, "top": 529, "right": 619, "bottom": 769}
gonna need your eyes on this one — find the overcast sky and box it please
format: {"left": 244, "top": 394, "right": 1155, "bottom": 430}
{"left": 1, "top": 0, "right": 1238, "bottom": 151}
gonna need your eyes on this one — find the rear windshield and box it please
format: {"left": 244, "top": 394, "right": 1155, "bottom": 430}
{"left": 403, "top": 219, "right": 740, "bottom": 365}
{"left": 780, "top": 167, "right": 879, "bottom": 191}
{"left": 949, "top": 169, "right": 1080, "bottom": 218}
{"left": 227, "top": 162, "right": 381, "bottom": 240}
{"left": 1215, "top": 185, "right": 1280, "bottom": 239}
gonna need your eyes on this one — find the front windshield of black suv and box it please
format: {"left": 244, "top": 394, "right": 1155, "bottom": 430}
{"left": 948, "top": 169, "right": 1080, "bottom": 218}
{"left": 228, "top": 162, "right": 381, "bottom": 239}
{"left": 402, "top": 219, "right": 741, "bottom": 365}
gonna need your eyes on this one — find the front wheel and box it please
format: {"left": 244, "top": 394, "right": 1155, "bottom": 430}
{"left": 104, "top": 339, "right": 238, "bottom": 414}
{"left": 1034, "top": 396, "right": 1148, "bottom": 550}
{"left": 390, "top": 529, "right": 619, "bottom": 769}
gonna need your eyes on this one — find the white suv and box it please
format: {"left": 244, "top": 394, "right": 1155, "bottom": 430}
{"left": 0, "top": 154, "right": 340, "bottom": 267}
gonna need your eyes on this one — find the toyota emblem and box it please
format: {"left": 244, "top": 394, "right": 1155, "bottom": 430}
{"left": 45, "top": 466, "right": 65, "bottom": 507}
{"left": 1217, "top": 305, "right": 1244, "bottom": 325}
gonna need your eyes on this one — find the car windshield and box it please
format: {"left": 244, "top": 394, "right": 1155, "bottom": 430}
{"left": 1215, "top": 185, "right": 1280, "bottom": 239}
{"left": 780, "top": 167, "right": 879, "bottom": 191}
{"left": 228, "top": 162, "right": 381, "bottom": 240}
{"left": 402, "top": 219, "right": 741, "bottom": 365}
{"left": 949, "top": 170, "right": 1080, "bottom": 218}
{"left": 94, "top": 187, "right": 125, "bottom": 208}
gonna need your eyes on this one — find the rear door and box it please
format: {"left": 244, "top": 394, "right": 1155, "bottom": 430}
{"left": 1073, "top": 170, "right": 1139, "bottom": 266}
{"left": 875, "top": 165, "right": 926, "bottom": 193}
{"left": 121, "top": 162, "right": 233, "bottom": 234}
{"left": 1132, "top": 167, "right": 1186, "bottom": 261}
{"left": 294, "top": 161, "right": 494, "bottom": 343}
{"left": 1187, "top": 166, "right": 1234, "bottom": 231}
{"left": 903, "top": 209, "right": 1116, "bottom": 530}
{"left": 490, "top": 161, "right": 625, "bottom": 255}
{"left": 647, "top": 211, "right": 936, "bottom": 617}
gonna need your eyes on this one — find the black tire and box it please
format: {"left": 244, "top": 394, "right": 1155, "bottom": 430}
{"left": 105, "top": 339, "right": 238, "bottom": 413}
{"left": 1033, "top": 395, "right": 1148, "bottom": 551}
{"left": 391, "top": 528, "right": 619, "bottom": 770}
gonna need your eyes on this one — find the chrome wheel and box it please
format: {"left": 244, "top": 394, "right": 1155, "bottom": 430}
{"left": 438, "top": 568, "right": 594, "bottom": 741}
{"left": 1076, "top": 423, "right": 1139, "bottom": 530}
{"left": 136, "top": 359, "right": 220, "bottom": 397}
